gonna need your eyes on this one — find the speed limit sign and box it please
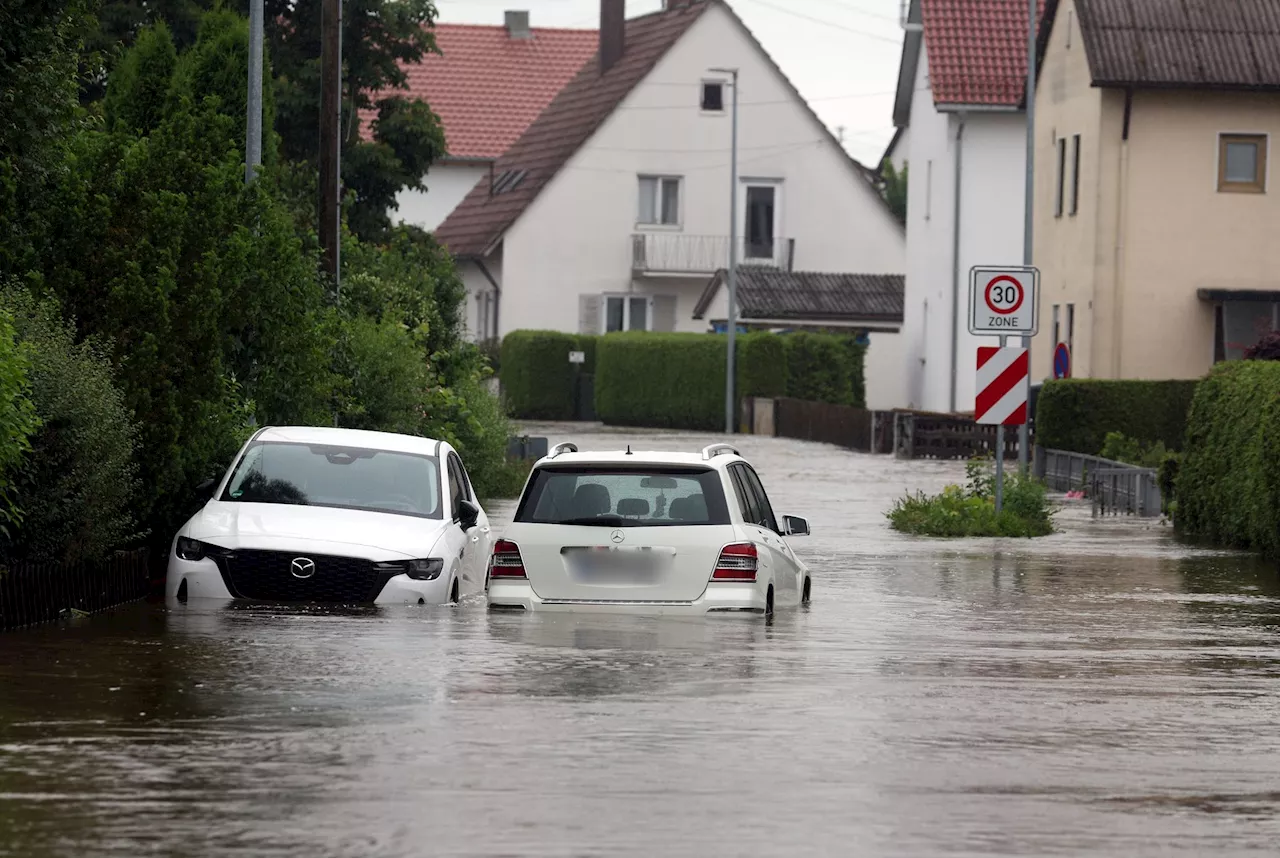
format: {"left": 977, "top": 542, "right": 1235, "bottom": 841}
{"left": 968, "top": 265, "right": 1039, "bottom": 336}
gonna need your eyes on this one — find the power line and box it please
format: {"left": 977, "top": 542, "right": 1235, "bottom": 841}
{"left": 739, "top": 0, "right": 902, "bottom": 45}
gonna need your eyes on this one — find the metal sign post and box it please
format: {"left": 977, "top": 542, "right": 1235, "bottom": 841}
{"left": 970, "top": 266, "right": 1039, "bottom": 513}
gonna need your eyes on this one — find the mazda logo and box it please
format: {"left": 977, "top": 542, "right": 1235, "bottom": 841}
{"left": 610, "top": 530, "right": 625, "bottom": 544}
{"left": 290, "top": 557, "right": 316, "bottom": 579}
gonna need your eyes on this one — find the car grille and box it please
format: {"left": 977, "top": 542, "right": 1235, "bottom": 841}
{"left": 213, "top": 549, "right": 396, "bottom": 603}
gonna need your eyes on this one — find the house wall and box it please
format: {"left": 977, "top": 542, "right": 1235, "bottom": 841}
{"left": 1035, "top": 0, "right": 1280, "bottom": 381}
{"left": 394, "top": 162, "right": 489, "bottom": 233}
{"left": 458, "top": 245, "right": 502, "bottom": 341}
{"left": 496, "top": 2, "right": 906, "bottom": 397}
{"left": 899, "top": 45, "right": 1025, "bottom": 414}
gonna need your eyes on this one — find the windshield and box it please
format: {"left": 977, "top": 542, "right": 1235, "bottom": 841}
{"left": 219, "top": 441, "right": 442, "bottom": 519}
{"left": 514, "top": 466, "right": 730, "bottom": 526}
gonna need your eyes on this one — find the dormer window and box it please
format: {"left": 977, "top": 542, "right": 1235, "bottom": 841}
{"left": 701, "top": 81, "right": 724, "bottom": 112}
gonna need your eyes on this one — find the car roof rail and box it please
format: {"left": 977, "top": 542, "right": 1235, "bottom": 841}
{"left": 548, "top": 442, "right": 578, "bottom": 459}
{"left": 701, "top": 443, "right": 739, "bottom": 461}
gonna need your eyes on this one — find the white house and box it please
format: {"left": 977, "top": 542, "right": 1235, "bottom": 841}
{"left": 434, "top": 0, "right": 909, "bottom": 410}
{"left": 359, "top": 12, "right": 597, "bottom": 233}
{"left": 891, "top": 0, "right": 1042, "bottom": 413}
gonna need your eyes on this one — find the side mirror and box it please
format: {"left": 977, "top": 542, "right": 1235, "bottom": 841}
{"left": 196, "top": 477, "right": 218, "bottom": 500}
{"left": 458, "top": 499, "right": 481, "bottom": 531}
{"left": 783, "top": 515, "right": 810, "bottom": 537}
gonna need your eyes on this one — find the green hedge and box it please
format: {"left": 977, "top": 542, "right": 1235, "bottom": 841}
{"left": 1035, "top": 379, "right": 1200, "bottom": 454}
{"left": 1177, "top": 361, "right": 1280, "bottom": 557}
{"left": 782, "top": 333, "right": 867, "bottom": 408}
{"left": 595, "top": 332, "right": 786, "bottom": 430}
{"left": 499, "top": 331, "right": 598, "bottom": 420}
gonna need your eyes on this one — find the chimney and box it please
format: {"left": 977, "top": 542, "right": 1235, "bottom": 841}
{"left": 505, "top": 10, "right": 531, "bottom": 39}
{"left": 600, "top": 0, "right": 625, "bottom": 74}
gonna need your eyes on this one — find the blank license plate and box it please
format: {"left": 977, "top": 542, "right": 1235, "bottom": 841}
{"left": 565, "top": 547, "right": 665, "bottom": 584}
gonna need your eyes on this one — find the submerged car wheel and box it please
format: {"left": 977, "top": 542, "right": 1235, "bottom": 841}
{"left": 765, "top": 585, "right": 774, "bottom": 616}
{"left": 450, "top": 579, "right": 460, "bottom": 604}
{"left": 802, "top": 577, "right": 811, "bottom": 603}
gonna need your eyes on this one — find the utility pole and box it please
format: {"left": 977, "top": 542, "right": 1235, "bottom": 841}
{"left": 245, "top": 0, "right": 263, "bottom": 184}
{"left": 320, "top": 0, "right": 342, "bottom": 294}
{"left": 1019, "top": 0, "right": 1036, "bottom": 475}
{"left": 711, "top": 67, "right": 739, "bottom": 435}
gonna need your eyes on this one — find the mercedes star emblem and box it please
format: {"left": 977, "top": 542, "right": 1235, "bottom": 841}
{"left": 610, "top": 530, "right": 626, "bottom": 544}
{"left": 290, "top": 557, "right": 316, "bottom": 579}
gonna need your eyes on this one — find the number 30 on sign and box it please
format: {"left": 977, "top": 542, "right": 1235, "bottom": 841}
{"left": 968, "top": 265, "right": 1040, "bottom": 337}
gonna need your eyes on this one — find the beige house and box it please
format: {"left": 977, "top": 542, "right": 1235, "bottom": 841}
{"left": 1032, "top": 0, "right": 1280, "bottom": 382}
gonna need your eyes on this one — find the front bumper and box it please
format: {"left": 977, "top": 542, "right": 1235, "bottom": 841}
{"left": 166, "top": 555, "right": 453, "bottom": 605}
{"left": 486, "top": 580, "right": 767, "bottom": 615}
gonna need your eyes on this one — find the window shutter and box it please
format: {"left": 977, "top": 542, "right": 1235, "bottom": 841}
{"left": 579, "top": 294, "right": 602, "bottom": 335}
{"left": 652, "top": 295, "right": 678, "bottom": 332}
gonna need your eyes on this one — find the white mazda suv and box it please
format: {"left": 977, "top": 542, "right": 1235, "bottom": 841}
{"left": 166, "top": 426, "right": 491, "bottom": 606}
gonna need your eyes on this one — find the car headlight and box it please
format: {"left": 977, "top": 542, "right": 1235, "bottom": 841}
{"left": 176, "top": 536, "right": 208, "bottom": 562}
{"left": 376, "top": 558, "right": 444, "bottom": 581}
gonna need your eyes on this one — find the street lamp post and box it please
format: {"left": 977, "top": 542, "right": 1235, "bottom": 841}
{"left": 711, "top": 67, "right": 739, "bottom": 435}
{"left": 1019, "top": 0, "right": 1036, "bottom": 475}
{"left": 245, "top": 0, "right": 263, "bottom": 184}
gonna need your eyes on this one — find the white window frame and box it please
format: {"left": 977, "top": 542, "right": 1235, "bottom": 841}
{"left": 637, "top": 175, "right": 683, "bottom": 228}
{"left": 739, "top": 177, "right": 783, "bottom": 265}
{"left": 700, "top": 79, "right": 726, "bottom": 114}
{"left": 602, "top": 294, "right": 654, "bottom": 333}
{"left": 1216, "top": 131, "right": 1269, "bottom": 194}
{"left": 1054, "top": 136, "right": 1066, "bottom": 217}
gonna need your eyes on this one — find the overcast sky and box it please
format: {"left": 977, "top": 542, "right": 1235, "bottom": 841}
{"left": 434, "top": 0, "right": 906, "bottom": 166}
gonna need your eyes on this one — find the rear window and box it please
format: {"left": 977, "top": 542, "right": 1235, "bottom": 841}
{"left": 514, "top": 466, "right": 730, "bottom": 527}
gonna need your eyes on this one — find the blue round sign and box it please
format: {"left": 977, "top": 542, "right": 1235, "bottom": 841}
{"left": 1053, "top": 342, "right": 1071, "bottom": 379}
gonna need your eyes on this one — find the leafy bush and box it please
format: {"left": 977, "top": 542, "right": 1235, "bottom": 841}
{"left": 1244, "top": 331, "right": 1280, "bottom": 361}
{"left": 887, "top": 454, "right": 1054, "bottom": 538}
{"left": 1177, "top": 360, "right": 1280, "bottom": 556}
{"left": 499, "top": 331, "right": 596, "bottom": 420}
{"left": 783, "top": 333, "right": 851, "bottom": 405}
{"left": 1099, "top": 431, "right": 1170, "bottom": 469}
{"left": 0, "top": 288, "right": 141, "bottom": 564}
{"left": 0, "top": 310, "right": 39, "bottom": 538}
{"left": 1035, "top": 379, "right": 1199, "bottom": 454}
{"left": 595, "top": 332, "right": 786, "bottom": 430}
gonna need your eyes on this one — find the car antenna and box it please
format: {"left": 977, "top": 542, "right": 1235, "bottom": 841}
{"left": 626, "top": 444, "right": 632, "bottom": 455}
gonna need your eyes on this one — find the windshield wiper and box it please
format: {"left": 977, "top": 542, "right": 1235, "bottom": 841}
{"left": 553, "top": 515, "right": 627, "bottom": 527}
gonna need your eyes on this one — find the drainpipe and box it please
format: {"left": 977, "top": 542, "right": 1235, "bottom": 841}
{"left": 474, "top": 257, "right": 502, "bottom": 340}
{"left": 948, "top": 113, "right": 967, "bottom": 414}
{"left": 1112, "top": 89, "right": 1132, "bottom": 378}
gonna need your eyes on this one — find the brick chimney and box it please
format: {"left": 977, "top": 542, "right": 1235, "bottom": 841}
{"left": 600, "top": 0, "right": 625, "bottom": 74}
{"left": 505, "top": 10, "right": 531, "bottom": 39}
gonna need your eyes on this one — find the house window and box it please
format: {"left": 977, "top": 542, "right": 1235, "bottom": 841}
{"left": 1054, "top": 137, "right": 1066, "bottom": 216}
{"left": 701, "top": 81, "right": 724, "bottom": 112}
{"left": 743, "top": 182, "right": 778, "bottom": 261}
{"left": 925, "top": 160, "right": 933, "bottom": 221}
{"left": 1070, "top": 134, "right": 1081, "bottom": 215}
{"left": 638, "top": 176, "right": 681, "bottom": 225}
{"left": 604, "top": 295, "right": 651, "bottom": 333}
{"left": 1052, "top": 304, "right": 1060, "bottom": 346}
{"left": 1218, "top": 134, "right": 1267, "bottom": 193}
{"left": 1066, "top": 303, "right": 1075, "bottom": 354}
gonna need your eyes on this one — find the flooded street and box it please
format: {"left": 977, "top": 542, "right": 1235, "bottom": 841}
{"left": 3, "top": 423, "right": 1280, "bottom": 857}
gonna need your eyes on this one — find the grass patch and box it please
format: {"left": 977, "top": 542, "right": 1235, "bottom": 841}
{"left": 887, "top": 455, "right": 1055, "bottom": 538}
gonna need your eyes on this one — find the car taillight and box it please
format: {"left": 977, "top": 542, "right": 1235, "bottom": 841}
{"left": 489, "top": 539, "right": 527, "bottom": 579}
{"left": 712, "top": 543, "right": 757, "bottom": 582}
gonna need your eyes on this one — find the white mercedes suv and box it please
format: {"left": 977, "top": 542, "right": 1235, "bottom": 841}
{"left": 166, "top": 426, "right": 492, "bottom": 606}
{"left": 487, "top": 442, "right": 811, "bottom": 616}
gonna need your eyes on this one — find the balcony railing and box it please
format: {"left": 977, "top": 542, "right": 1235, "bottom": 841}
{"left": 631, "top": 233, "right": 795, "bottom": 275}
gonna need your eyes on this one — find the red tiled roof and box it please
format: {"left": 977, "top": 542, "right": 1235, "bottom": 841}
{"left": 358, "top": 23, "right": 598, "bottom": 161}
{"left": 922, "top": 0, "right": 1047, "bottom": 106}
{"left": 435, "top": 2, "right": 711, "bottom": 257}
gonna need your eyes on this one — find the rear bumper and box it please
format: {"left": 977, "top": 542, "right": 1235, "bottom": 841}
{"left": 486, "top": 580, "right": 766, "bottom": 615}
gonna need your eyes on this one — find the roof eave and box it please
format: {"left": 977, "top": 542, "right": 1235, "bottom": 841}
{"left": 891, "top": 3, "right": 923, "bottom": 129}
{"left": 936, "top": 102, "right": 1022, "bottom": 113}
{"left": 1092, "top": 79, "right": 1280, "bottom": 93}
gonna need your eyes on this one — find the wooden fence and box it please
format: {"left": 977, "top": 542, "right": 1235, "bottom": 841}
{"left": 0, "top": 549, "right": 152, "bottom": 632}
{"left": 892, "top": 410, "right": 1023, "bottom": 460}
{"left": 770, "top": 398, "right": 873, "bottom": 452}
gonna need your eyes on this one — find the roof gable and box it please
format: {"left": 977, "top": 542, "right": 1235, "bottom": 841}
{"left": 433, "top": 2, "right": 710, "bottom": 257}
{"left": 358, "top": 23, "right": 598, "bottom": 161}
{"left": 1061, "top": 0, "right": 1280, "bottom": 90}
{"left": 921, "top": 0, "right": 1046, "bottom": 108}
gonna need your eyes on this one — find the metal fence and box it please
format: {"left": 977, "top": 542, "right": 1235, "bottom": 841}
{"left": 0, "top": 549, "right": 152, "bottom": 632}
{"left": 772, "top": 397, "right": 873, "bottom": 452}
{"left": 1034, "top": 447, "right": 1164, "bottom": 518}
{"left": 892, "top": 411, "right": 1022, "bottom": 460}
